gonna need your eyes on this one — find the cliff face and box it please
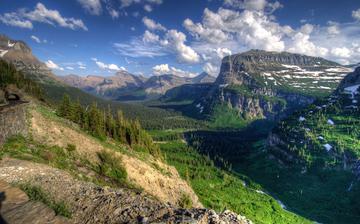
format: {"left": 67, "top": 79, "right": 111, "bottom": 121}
{"left": 0, "top": 35, "right": 61, "bottom": 84}
{"left": 196, "top": 50, "right": 351, "bottom": 120}
{"left": 0, "top": 102, "right": 28, "bottom": 144}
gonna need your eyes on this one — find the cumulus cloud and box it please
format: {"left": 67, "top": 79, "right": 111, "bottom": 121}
{"left": 142, "top": 17, "right": 166, "bottom": 31}
{"left": 0, "top": 3, "right": 87, "bottom": 30}
{"left": 223, "top": 0, "right": 282, "bottom": 13}
{"left": 164, "top": 29, "right": 200, "bottom": 63}
{"left": 92, "top": 58, "right": 126, "bottom": 71}
{"left": 45, "top": 60, "right": 64, "bottom": 71}
{"left": 143, "top": 30, "right": 160, "bottom": 43}
{"left": 77, "top": 0, "right": 102, "bottom": 15}
{"left": 203, "top": 62, "right": 218, "bottom": 76}
{"left": 352, "top": 8, "right": 360, "bottom": 21}
{"left": 152, "top": 64, "right": 197, "bottom": 77}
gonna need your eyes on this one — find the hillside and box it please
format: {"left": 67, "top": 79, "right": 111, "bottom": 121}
{"left": 260, "top": 66, "right": 360, "bottom": 223}
{"left": 192, "top": 50, "right": 352, "bottom": 126}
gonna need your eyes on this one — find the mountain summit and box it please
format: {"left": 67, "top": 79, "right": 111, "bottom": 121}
{"left": 195, "top": 50, "right": 353, "bottom": 121}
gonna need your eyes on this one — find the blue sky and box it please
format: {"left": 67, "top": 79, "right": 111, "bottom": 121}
{"left": 1, "top": 0, "right": 360, "bottom": 77}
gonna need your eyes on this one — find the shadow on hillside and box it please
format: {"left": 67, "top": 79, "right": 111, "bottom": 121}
{"left": 0, "top": 192, "right": 7, "bottom": 224}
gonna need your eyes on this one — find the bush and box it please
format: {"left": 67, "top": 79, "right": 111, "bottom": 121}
{"left": 66, "top": 144, "right": 76, "bottom": 152}
{"left": 19, "top": 184, "right": 71, "bottom": 218}
{"left": 178, "top": 193, "right": 193, "bottom": 209}
{"left": 97, "top": 150, "right": 127, "bottom": 184}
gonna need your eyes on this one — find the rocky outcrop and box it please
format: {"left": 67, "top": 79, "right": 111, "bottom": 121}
{"left": 0, "top": 102, "right": 28, "bottom": 145}
{"left": 196, "top": 50, "right": 348, "bottom": 120}
{"left": 0, "top": 35, "right": 61, "bottom": 84}
{"left": 0, "top": 158, "right": 251, "bottom": 224}
{"left": 0, "top": 180, "right": 69, "bottom": 224}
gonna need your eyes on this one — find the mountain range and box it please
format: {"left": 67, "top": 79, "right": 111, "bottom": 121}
{"left": 60, "top": 71, "right": 215, "bottom": 101}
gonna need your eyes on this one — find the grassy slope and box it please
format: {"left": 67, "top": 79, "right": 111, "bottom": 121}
{"left": 151, "top": 130, "right": 311, "bottom": 224}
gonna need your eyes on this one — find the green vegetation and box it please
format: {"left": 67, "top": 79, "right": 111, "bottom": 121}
{"left": 178, "top": 193, "right": 193, "bottom": 209}
{"left": 57, "top": 94, "right": 161, "bottom": 158}
{"left": 156, "top": 132, "right": 311, "bottom": 224}
{"left": 19, "top": 183, "right": 71, "bottom": 218}
{"left": 97, "top": 150, "right": 127, "bottom": 184}
{"left": 0, "top": 135, "right": 130, "bottom": 189}
{"left": 209, "top": 103, "right": 249, "bottom": 129}
{"left": 0, "top": 59, "right": 43, "bottom": 98}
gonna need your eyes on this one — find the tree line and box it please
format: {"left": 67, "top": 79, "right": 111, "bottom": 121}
{"left": 57, "top": 94, "right": 161, "bottom": 158}
{"left": 0, "top": 59, "right": 43, "bottom": 99}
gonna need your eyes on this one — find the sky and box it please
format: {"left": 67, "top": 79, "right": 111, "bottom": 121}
{"left": 1, "top": 0, "right": 360, "bottom": 77}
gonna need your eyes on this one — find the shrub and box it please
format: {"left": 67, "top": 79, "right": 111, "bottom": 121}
{"left": 66, "top": 144, "right": 76, "bottom": 152}
{"left": 97, "top": 150, "right": 127, "bottom": 184}
{"left": 178, "top": 193, "right": 193, "bottom": 209}
{"left": 19, "top": 184, "right": 71, "bottom": 218}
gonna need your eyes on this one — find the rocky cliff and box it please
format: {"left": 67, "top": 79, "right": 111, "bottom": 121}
{"left": 195, "top": 50, "right": 352, "bottom": 120}
{"left": 0, "top": 35, "right": 61, "bottom": 84}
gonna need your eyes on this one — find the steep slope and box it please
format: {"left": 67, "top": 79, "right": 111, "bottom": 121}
{"left": 269, "top": 66, "right": 360, "bottom": 169}
{"left": 195, "top": 50, "right": 352, "bottom": 122}
{"left": 261, "top": 67, "right": 360, "bottom": 223}
{"left": 0, "top": 34, "right": 61, "bottom": 84}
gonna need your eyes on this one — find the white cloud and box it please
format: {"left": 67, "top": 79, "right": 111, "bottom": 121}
{"left": 144, "top": 4, "right": 153, "bottom": 12}
{"left": 0, "top": 3, "right": 87, "bottom": 31}
{"left": 142, "top": 17, "right": 166, "bottom": 31}
{"left": 331, "top": 47, "right": 351, "bottom": 58}
{"left": 92, "top": 58, "right": 126, "bottom": 71}
{"left": 203, "top": 62, "right": 218, "bottom": 76}
{"left": 114, "top": 39, "right": 167, "bottom": 58}
{"left": 152, "top": 63, "right": 170, "bottom": 75}
{"left": 108, "top": 8, "right": 119, "bottom": 19}
{"left": 327, "top": 23, "right": 340, "bottom": 35}
{"left": 352, "top": 8, "right": 360, "bottom": 21}
{"left": 120, "top": 0, "right": 162, "bottom": 8}
{"left": 45, "top": 60, "right": 64, "bottom": 71}
{"left": 0, "top": 12, "right": 33, "bottom": 29}
{"left": 77, "top": 0, "right": 102, "bottom": 15}
{"left": 143, "top": 30, "right": 160, "bottom": 43}
{"left": 66, "top": 66, "right": 74, "bottom": 70}
{"left": 223, "top": 0, "right": 282, "bottom": 13}
{"left": 30, "top": 35, "right": 41, "bottom": 43}
{"left": 164, "top": 29, "right": 200, "bottom": 63}
{"left": 152, "top": 63, "right": 197, "bottom": 77}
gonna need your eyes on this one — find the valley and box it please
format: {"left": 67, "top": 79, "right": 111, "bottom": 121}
{"left": 1, "top": 5, "right": 360, "bottom": 222}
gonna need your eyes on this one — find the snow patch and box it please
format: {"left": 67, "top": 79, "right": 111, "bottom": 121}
{"left": 327, "top": 119, "right": 335, "bottom": 125}
{"left": 219, "top": 84, "right": 229, "bottom": 88}
{"left": 344, "top": 84, "right": 360, "bottom": 99}
{"left": 324, "top": 144, "right": 332, "bottom": 152}
{"left": 0, "top": 49, "right": 8, "bottom": 57}
{"left": 7, "top": 40, "right": 15, "bottom": 47}
{"left": 299, "top": 116, "right": 306, "bottom": 122}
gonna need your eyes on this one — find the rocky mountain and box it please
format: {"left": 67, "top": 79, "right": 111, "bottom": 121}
{"left": 60, "top": 71, "right": 145, "bottom": 99}
{"left": 194, "top": 50, "right": 353, "bottom": 121}
{"left": 62, "top": 72, "right": 216, "bottom": 101}
{"left": 0, "top": 35, "right": 61, "bottom": 84}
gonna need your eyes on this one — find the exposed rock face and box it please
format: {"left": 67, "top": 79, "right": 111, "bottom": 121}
{"left": 336, "top": 67, "right": 360, "bottom": 91}
{"left": 0, "top": 35, "right": 61, "bottom": 84}
{"left": 0, "top": 102, "right": 28, "bottom": 145}
{"left": 195, "top": 50, "right": 350, "bottom": 120}
{"left": 0, "top": 180, "right": 69, "bottom": 224}
{"left": 0, "top": 158, "right": 251, "bottom": 224}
